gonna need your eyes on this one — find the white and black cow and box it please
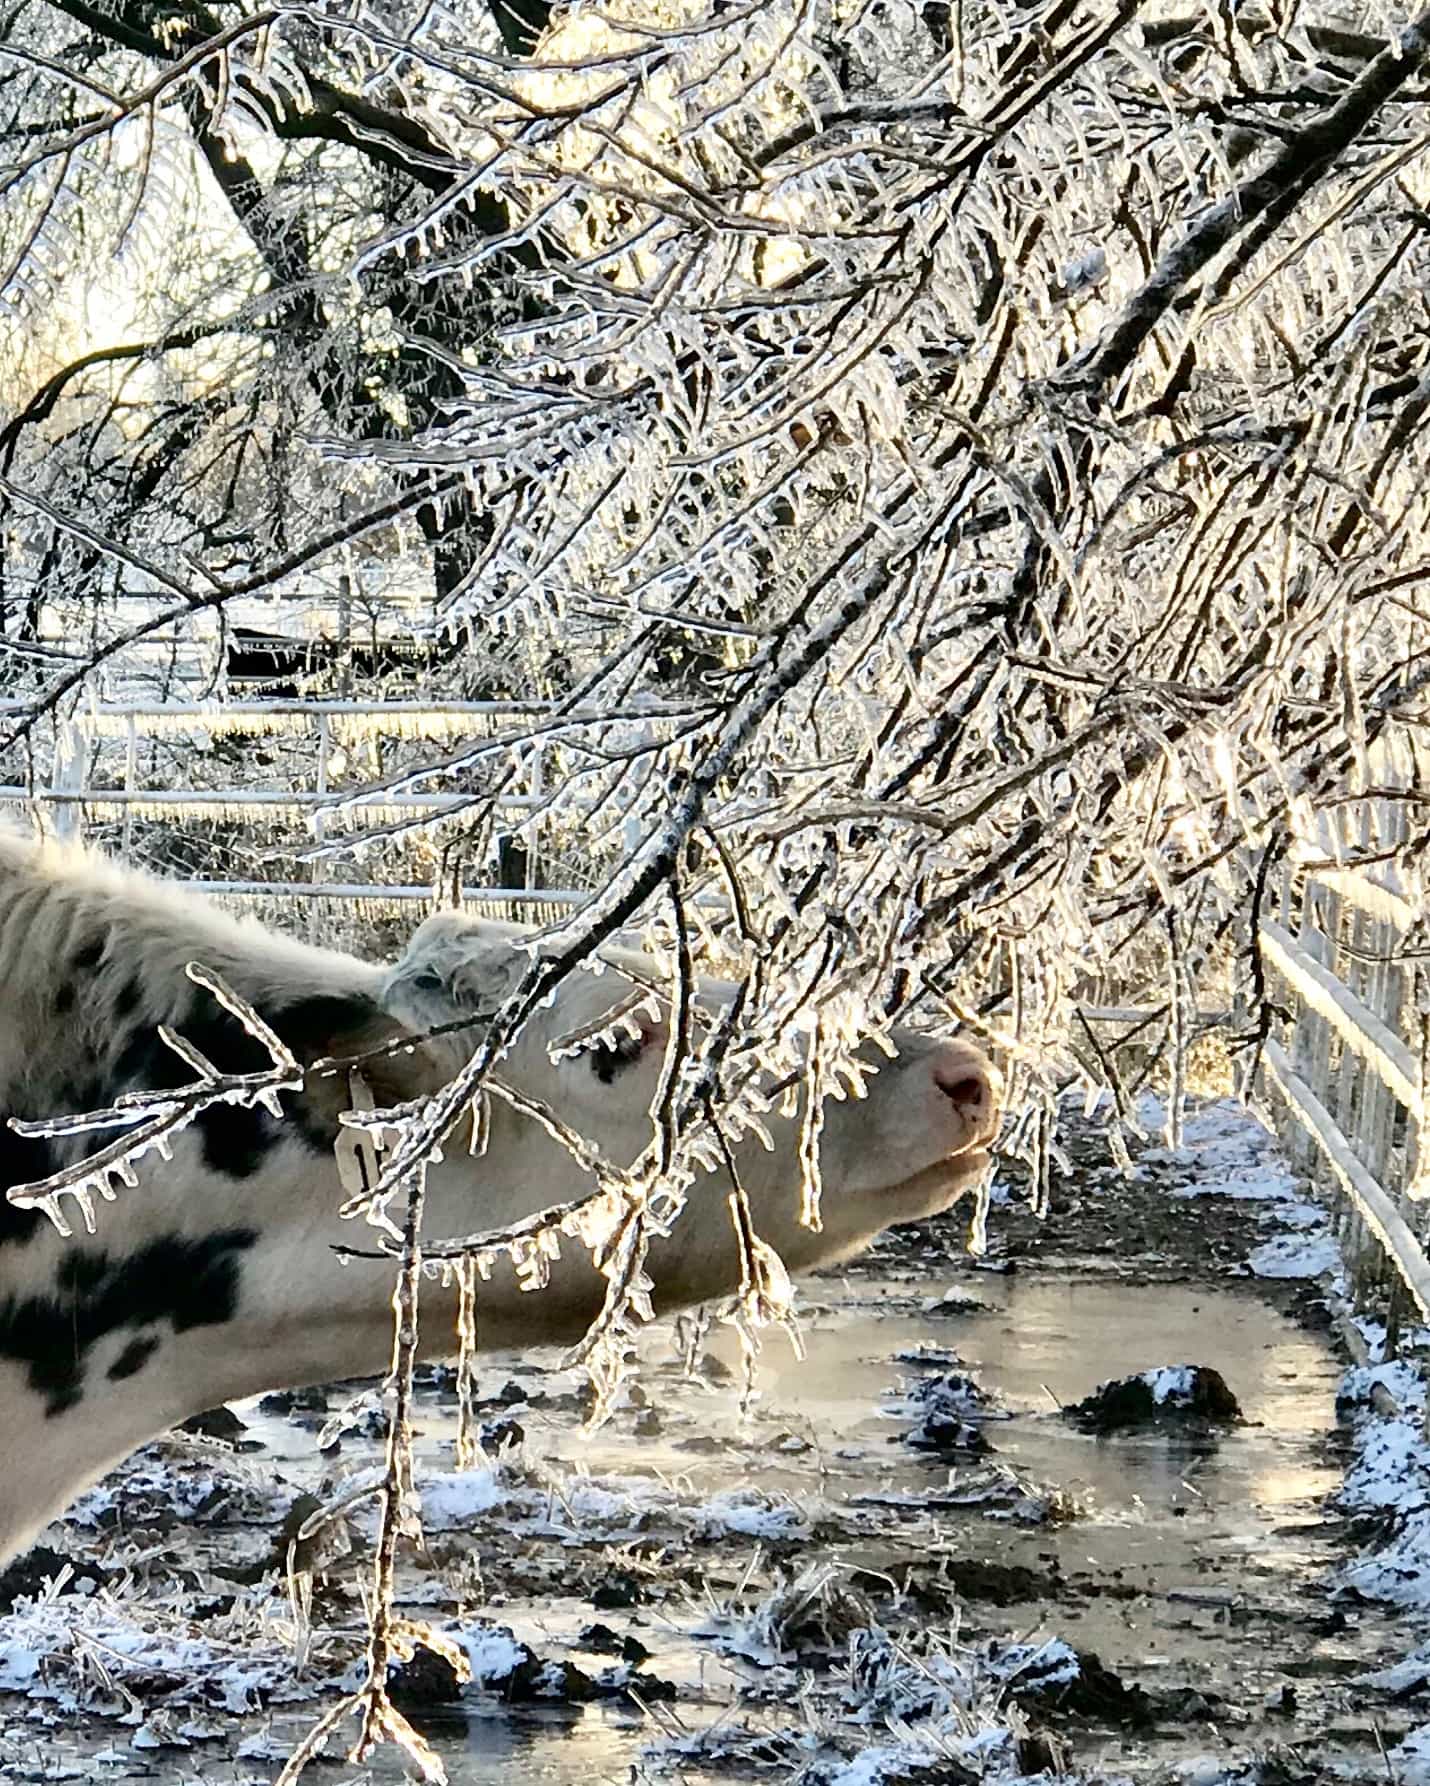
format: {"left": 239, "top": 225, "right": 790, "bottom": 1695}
{"left": 0, "top": 832, "right": 1000, "bottom": 1562}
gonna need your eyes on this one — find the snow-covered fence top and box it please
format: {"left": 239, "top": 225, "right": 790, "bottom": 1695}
{"left": 74, "top": 698, "right": 694, "bottom": 739}
{"left": 1256, "top": 800, "right": 1430, "bottom": 1343}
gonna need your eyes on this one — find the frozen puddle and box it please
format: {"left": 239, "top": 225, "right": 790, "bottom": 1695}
{"left": 228, "top": 1271, "right": 1379, "bottom": 1783}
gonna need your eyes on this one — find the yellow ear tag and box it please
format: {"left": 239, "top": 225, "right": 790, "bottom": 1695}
{"left": 335, "top": 1069, "right": 383, "bottom": 1199}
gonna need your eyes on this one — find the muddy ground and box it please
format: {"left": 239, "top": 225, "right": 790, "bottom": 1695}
{"left": 1, "top": 1099, "right": 1424, "bottom": 1786}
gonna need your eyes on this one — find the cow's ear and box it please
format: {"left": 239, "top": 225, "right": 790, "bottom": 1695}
{"left": 298, "top": 1003, "right": 449, "bottom": 1128}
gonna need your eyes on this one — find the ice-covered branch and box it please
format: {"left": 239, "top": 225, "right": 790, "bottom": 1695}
{"left": 5, "top": 965, "right": 301, "bottom": 1239}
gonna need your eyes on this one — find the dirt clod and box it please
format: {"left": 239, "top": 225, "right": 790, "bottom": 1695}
{"left": 578, "top": 1622, "right": 651, "bottom": 1664}
{"left": 904, "top": 1414, "right": 992, "bottom": 1456}
{"left": 850, "top": 1557, "right": 1054, "bottom": 1610}
{"left": 1010, "top": 1647, "right": 1157, "bottom": 1727}
{"left": 179, "top": 1405, "right": 248, "bottom": 1439}
{"left": 0, "top": 1545, "right": 107, "bottom": 1613}
{"left": 389, "top": 1645, "right": 464, "bottom": 1708}
{"left": 1014, "top": 1727, "right": 1071, "bottom": 1774}
{"left": 1064, "top": 1365, "right": 1242, "bottom": 1432}
{"left": 258, "top": 1386, "right": 329, "bottom": 1416}
{"left": 592, "top": 1572, "right": 648, "bottom": 1609}
{"left": 480, "top": 1416, "right": 525, "bottom": 1451}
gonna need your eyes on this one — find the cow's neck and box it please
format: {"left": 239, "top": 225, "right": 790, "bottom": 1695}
{"left": 0, "top": 846, "right": 437, "bottom": 1559}
{"left": 0, "top": 1033, "right": 625, "bottom": 1565}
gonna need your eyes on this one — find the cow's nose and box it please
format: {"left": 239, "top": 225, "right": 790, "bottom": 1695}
{"left": 932, "top": 1050, "right": 1002, "bottom": 1140}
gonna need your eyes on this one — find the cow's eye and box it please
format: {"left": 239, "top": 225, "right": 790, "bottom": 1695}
{"left": 413, "top": 969, "right": 444, "bottom": 993}
{"left": 587, "top": 1030, "right": 645, "bottom": 1083}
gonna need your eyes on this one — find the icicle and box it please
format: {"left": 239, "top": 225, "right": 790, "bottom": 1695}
{"left": 455, "top": 1256, "right": 480, "bottom": 1472}
{"left": 797, "top": 1018, "right": 825, "bottom": 1232}
{"left": 469, "top": 1091, "right": 490, "bottom": 1157}
{"left": 966, "top": 1169, "right": 990, "bottom": 1259}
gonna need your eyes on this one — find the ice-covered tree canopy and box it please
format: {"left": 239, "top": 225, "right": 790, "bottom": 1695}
{"left": 4, "top": 0, "right": 1430, "bottom": 1189}
{"left": 8, "top": 2, "right": 1430, "bottom": 1773}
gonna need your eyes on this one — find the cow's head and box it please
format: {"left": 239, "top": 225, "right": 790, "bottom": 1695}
{"left": 381, "top": 914, "right": 1002, "bottom": 1282}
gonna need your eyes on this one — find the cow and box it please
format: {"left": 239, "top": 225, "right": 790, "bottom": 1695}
{"left": 0, "top": 831, "right": 1001, "bottom": 1563}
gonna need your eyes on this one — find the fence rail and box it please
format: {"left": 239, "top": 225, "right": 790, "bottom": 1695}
{"left": 3, "top": 697, "right": 604, "bottom": 931}
{"left": 1256, "top": 809, "right": 1430, "bottom": 1349}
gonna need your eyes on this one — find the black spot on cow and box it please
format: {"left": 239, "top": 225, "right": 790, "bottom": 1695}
{"left": 71, "top": 936, "right": 104, "bottom": 974}
{"left": 589, "top": 1033, "right": 643, "bottom": 1084}
{"left": 0, "top": 1061, "right": 118, "bottom": 1245}
{"left": 110, "top": 988, "right": 387, "bottom": 1177}
{"left": 272, "top": 994, "right": 385, "bottom": 1066}
{"left": 202, "top": 1103, "right": 278, "bottom": 1180}
{"left": 0, "top": 1227, "right": 256, "bottom": 1416}
{"left": 54, "top": 982, "right": 75, "bottom": 1015}
{"left": 0, "top": 1125, "right": 49, "bottom": 1247}
{"left": 113, "top": 1016, "right": 275, "bottom": 1179}
{"left": 108, "top": 1334, "right": 160, "bottom": 1382}
{"left": 58, "top": 1075, "right": 104, "bottom": 1120}
{"left": 113, "top": 978, "right": 143, "bottom": 1019}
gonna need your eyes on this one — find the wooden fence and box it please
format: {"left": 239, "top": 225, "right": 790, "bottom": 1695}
{"left": 1255, "top": 795, "right": 1430, "bottom": 1351}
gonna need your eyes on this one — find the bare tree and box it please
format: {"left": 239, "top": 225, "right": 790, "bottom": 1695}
{"left": 4, "top": 0, "right": 1430, "bottom": 1176}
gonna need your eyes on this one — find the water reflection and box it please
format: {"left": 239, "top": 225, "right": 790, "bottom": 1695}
{"left": 237, "top": 1274, "right": 1359, "bottom": 1786}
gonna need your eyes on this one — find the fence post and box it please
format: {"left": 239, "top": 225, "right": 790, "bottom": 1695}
{"left": 309, "top": 713, "right": 332, "bottom": 943}
{"left": 121, "top": 714, "right": 137, "bottom": 860}
{"left": 49, "top": 720, "right": 87, "bottom": 844}
{"left": 1286, "top": 862, "right": 1314, "bottom": 1177}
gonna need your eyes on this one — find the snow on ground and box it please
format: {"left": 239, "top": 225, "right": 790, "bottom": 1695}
{"left": 0, "top": 1583, "right": 346, "bottom": 1723}
{"left": 1142, "top": 1365, "right": 1197, "bottom": 1404}
{"left": 418, "top": 1459, "right": 821, "bottom": 1546}
{"left": 1390, "top": 1725, "right": 1430, "bottom": 1786}
{"left": 1336, "top": 1345, "right": 1430, "bottom": 1613}
{"left": 654, "top": 1603, "right": 1111, "bottom": 1785}
{"left": 692, "top": 1487, "right": 813, "bottom": 1541}
{"left": 63, "top": 1445, "right": 294, "bottom": 1536}
{"left": 1244, "top": 1228, "right": 1343, "bottom": 1278}
{"left": 418, "top": 1463, "right": 510, "bottom": 1524}
{"left": 1073, "top": 1091, "right": 1339, "bottom": 1283}
{"left": 451, "top": 1621, "right": 529, "bottom": 1685}
{"left": 1133, "top": 1095, "right": 1305, "bottom": 1202}
{"left": 1132, "top": 1096, "right": 1340, "bottom": 1279}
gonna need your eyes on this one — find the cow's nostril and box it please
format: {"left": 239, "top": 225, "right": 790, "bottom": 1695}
{"left": 938, "top": 1072, "right": 986, "bottom": 1112}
